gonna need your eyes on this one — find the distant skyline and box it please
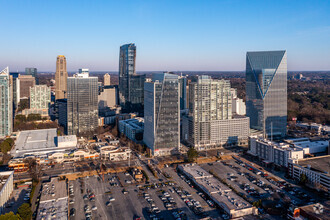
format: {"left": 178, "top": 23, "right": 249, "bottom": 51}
{"left": 1, "top": 0, "right": 330, "bottom": 71}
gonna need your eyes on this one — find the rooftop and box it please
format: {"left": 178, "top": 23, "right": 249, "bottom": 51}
{"left": 299, "top": 201, "right": 330, "bottom": 220}
{"left": 296, "top": 155, "right": 330, "bottom": 175}
{"left": 0, "top": 171, "right": 14, "bottom": 193}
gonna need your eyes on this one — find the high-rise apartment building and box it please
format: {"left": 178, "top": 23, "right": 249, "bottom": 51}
{"left": 182, "top": 76, "right": 249, "bottom": 150}
{"left": 30, "top": 85, "right": 51, "bottom": 109}
{"left": 18, "top": 75, "right": 35, "bottom": 99}
{"left": 67, "top": 69, "right": 98, "bottom": 136}
{"left": 55, "top": 55, "right": 68, "bottom": 100}
{"left": 0, "top": 67, "right": 13, "bottom": 137}
{"left": 246, "top": 50, "right": 287, "bottom": 140}
{"left": 104, "top": 73, "right": 111, "bottom": 86}
{"left": 144, "top": 73, "right": 180, "bottom": 156}
{"left": 118, "top": 43, "right": 145, "bottom": 112}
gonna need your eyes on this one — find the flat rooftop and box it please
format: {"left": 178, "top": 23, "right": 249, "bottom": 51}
{"left": 179, "top": 164, "right": 252, "bottom": 211}
{"left": 0, "top": 171, "right": 14, "bottom": 192}
{"left": 300, "top": 201, "right": 330, "bottom": 220}
{"left": 296, "top": 155, "right": 330, "bottom": 175}
{"left": 40, "top": 178, "right": 67, "bottom": 202}
{"left": 12, "top": 129, "right": 76, "bottom": 157}
{"left": 57, "top": 135, "right": 77, "bottom": 143}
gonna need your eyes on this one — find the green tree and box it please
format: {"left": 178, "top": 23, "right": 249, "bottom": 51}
{"left": 0, "top": 212, "right": 21, "bottom": 220}
{"left": 252, "top": 199, "right": 262, "bottom": 208}
{"left": 187, "top": 147, "right": 198, "bottom": 162}
{"left": 17, "top": 203, "right": 32, "bottom": 220}
{"left": 299, "top": 173, "right": 308, "bottom": 185}
{"left": 0, "top": 138, "right": 14, "bottom": 154}
{"left": 27, "top": 114, "right": 42, "bottom": 121}
{"left": 15, "top": 114, "right": 27, "bottom": 122}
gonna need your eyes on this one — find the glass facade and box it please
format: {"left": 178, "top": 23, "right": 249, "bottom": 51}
{"left": 0, "top": 67, "right": 12, "bottom": 137}
{"left": 118, "top": 43, "right": 145, "bottom": 112}
{"left": 246, "top": 51, "right": 287, "bottom": 140}
{"left": 144, "top": 73, "right": 180, "bottom": 156}
{"left": 67, "top": 72, "right": 98, "bottom": 136}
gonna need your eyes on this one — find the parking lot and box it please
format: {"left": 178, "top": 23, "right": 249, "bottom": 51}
{"left": 201, "top": 159, "right": 319, "bottom": 209}
{"left": 68, "top": 167, "right": 223, "bottom": 220}
{"left": 2, "top": 184, "right": 32, "bottom": 214}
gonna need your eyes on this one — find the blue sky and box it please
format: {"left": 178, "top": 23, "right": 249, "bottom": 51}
{"left": 1, "top": 0, "right": 330, "bottom": 71}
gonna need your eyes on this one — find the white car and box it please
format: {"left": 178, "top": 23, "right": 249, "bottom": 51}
{"left": 92, "top": 206, "right": 97, "bottom": 211}
{"left": 109, "top": 197, "right": 115, "bottom": 201}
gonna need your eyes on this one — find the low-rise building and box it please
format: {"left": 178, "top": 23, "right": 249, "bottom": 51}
{"left": 284, "top": 138, "right": 329, "bottom": 155}
{"left": 37, "top": 178, "right": 68, "bottom": 220}
{"left": 288, "top": 155, "right": 330, "bottom": 192}
{"left": 0, "top": 171, "right": 14, "bottom": 214}
{"left": 11, "top": 128, "right": 77, "bottom": 158}
{"left": 178, "top": 164, "right": 257, "bottom": 218}
{"left": 100, "top": 145, "right": 131, "bottom": 161}
{"left": 118, "top": 117, "right": 144, "bottom": 142}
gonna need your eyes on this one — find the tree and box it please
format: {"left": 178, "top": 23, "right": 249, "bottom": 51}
{"left": 252, "top": 199, "right": 262, "bottom": 208}
{"left": 187, "top": 147, "right": 198, "bottom": 162}
{"left": 17, "top": 203, "right": 32, "bottom": 220}
{"left": 0, "top": 212, "right": 21, "bottom": 220}
{"left": 0, "top": 138, "right": 14, "bottom": 154}
{"left": 299, "top": 173, "right": 308, "bottom": 185}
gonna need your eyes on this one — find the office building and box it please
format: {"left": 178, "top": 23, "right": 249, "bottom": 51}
{"left": 55, "top": 55, "right": 68, "bottom": 100}
{"left": 18, "top": 74, "right": 35, "bottom": 99}
{"left": 144, "top": 73, "right": 180, "bottom": 156}
{"left": 67, "top": 69, "right": 98, "bottom": 136}
{"left": 104, "top": 73, "right": 111, "bottom": 86}
{"left": 183, "top": 76, "right": 249, "bottom": 150}
{"left": 25, "top": 67, "right": 37, "bottom": 78}
{"left": 30, "top": 85, "right": 51, "bottom": 109}
{"left": 246, "top": 50, "right": 287, "bottom": 140}
{"left": 0, "top": 67, "right": 13, "bottom": 137}
{"left": 178, "top": 75, "right": 187, "bottom": 110}
{"left": 231, "top": 88, "right": 246, "bottom": 115}
{"left": 0, "top": 171, "right": 14, "bottom": 214}
{"left": 9, "top": 72, "right": 20, "bottom": 110}
{"left": 57, "top": 99, "right": 67, "bottom": 132}
{"left": 118, "top": 43, "right": 145, "bottom": 112}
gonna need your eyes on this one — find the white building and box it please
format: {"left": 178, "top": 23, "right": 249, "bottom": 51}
{"left": 231, "top": 88, "right": 246, "bottom": 115}
{"left": 0, "top": 171, "right": 14, "bottom": 214}
{"left": 284, "top": 138, "right": 329, "bottom": 155}
{"left": 30, "top": 85, "right": 51, "bottom": 109}
{"left": 248, "top": 137, "right": 304, "bottom": 167}
{"left": 100, "top": 145, "right": 131, "bottom": 161}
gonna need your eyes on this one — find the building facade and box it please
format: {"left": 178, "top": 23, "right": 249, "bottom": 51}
{"left": 67, "top": 70, "right": 98, "bottom": 136}
{"left": 118, "top": 43, "right": 145, "bottom": 112}
{"left": 30, "top": 85, "right": 51, "bottom": 109}
{"left": 0, "top": 67, "right": 13, "bottom": 137}
{"left": 55, "top": 55, "right": 68, "bottom": 100}
{"left": 246, "top": 50, "right": 287, "bottom": 140}
{"left": 178, "top": 75, "right": 187, "bottom": 110}
{"left": 0, "top": 171, "right": 14, "bottom": 214}
{"left": 104, "top": 73, "right": 111, "bottom": 86}
{"left": 25, "top": 67, "right": 37, "bottom": 78}
{"left": 98, "top": 85, "right": 118, "bottom": 112}
{"left": 9, "top": 72, "right": 20, "bottom": 110}
{"left": 144, "top": 73, "right": 180, "bottom": 156}
{"left": 183, "top": 76, "right": 249, "bottom": 150}
{"left": 118, "top": 117, "right": 144, "bottom": 142}
{"left": 18, "top": 74, "right": 35, "bottom": 99}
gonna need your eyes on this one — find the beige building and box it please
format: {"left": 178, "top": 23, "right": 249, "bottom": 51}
{"left": 19, "top": 75, "right": 35, "bottom": 99}
{"left": 0, "top": 171, "right": 14, "bottom": 214}
{"left": 100, "top": 145, "right": 131, "bottom": 161}
{"left": 98, "top": 86, "right": 117, "bottom": 111}
{"left": 55, "top": 55, "right": 68, "bottom": 100}
{"left": 104, "top": 73, "right": 111, "bottom": 86}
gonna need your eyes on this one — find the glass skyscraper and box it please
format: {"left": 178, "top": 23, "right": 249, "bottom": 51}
{"left": 246, "top": 50, "right": 287, "bottom": 140}
{"left": 67, "top": 70, "right": 98, "bottom": 136}
{"left": 144, "top": 73, "right": 180, "bottom": 156}
{"left": 118, "top": 43, "right": 145, "bottom": 113}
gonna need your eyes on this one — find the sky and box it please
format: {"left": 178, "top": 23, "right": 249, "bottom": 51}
{"left": 1, "top": 0, "right": 330, "bottom": 72}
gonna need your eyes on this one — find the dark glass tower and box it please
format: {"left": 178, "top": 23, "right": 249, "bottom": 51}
{"left": 118, "top": 43, "right": 145, "bottom": 113}
{"left": 246, "top": 50, "right": 287, "bottom": 140}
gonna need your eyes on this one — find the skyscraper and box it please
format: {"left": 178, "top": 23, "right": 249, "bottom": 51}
{"left": 246, "top": 50, "right": 287, "bottom": 140}
{"left": 104, "top": 73, "right": 111, "bottom": 86}
{"left": 9, "top": 72, "right": 20, "bottom": 110}
{"left": 178, "top": 75, "right": 187, "bottom": 110}
{"left": 144, "top": 73, "right": 180, "bottom": 156}
{"left": 55, "top": 55, "right": 68, "bottom": 100}
{"left": 182, "top": 76, "right": 249, "bottom": 150}
{"left": 118, "top": 43, "right": 145, "bottom": 112}
{"left": 0, "top": 67, "right": 13, "bottom": 137}
{"left": 67, "top": 69, "right": 98, "bottom": 136}
{"left": 25, "top": 67, "right": 38, "bottom": 84}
